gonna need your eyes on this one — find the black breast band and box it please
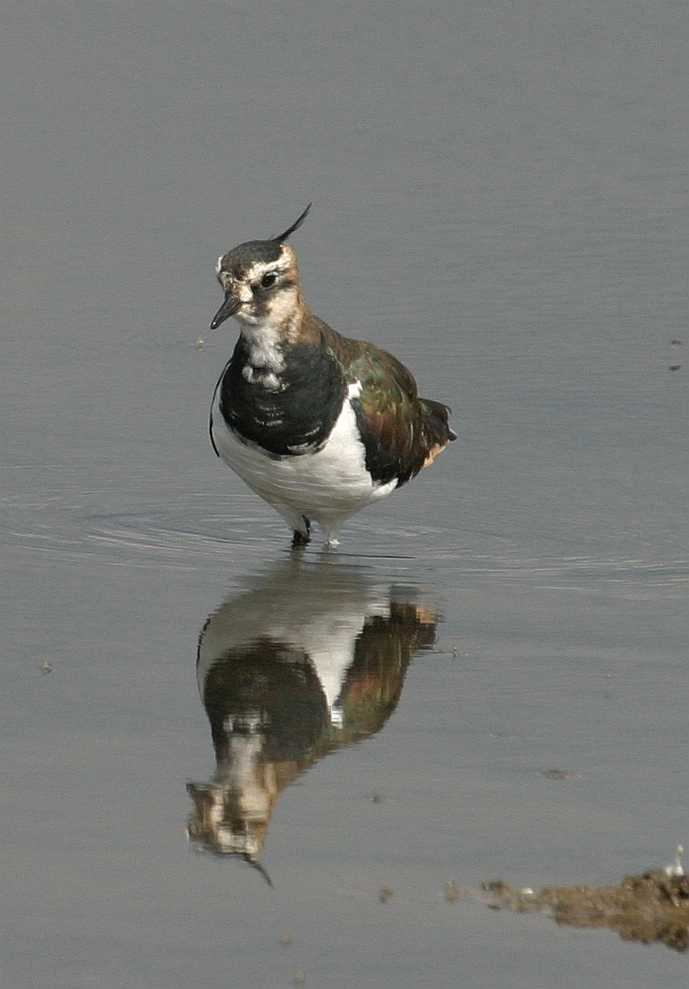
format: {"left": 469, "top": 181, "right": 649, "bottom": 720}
{"left": 218, "top": 338, "right": 347, "bottom": 458}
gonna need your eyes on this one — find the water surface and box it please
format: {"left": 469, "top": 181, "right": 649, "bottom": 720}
{"left": 1, "top": 0, "right": 687, "bottom": 985}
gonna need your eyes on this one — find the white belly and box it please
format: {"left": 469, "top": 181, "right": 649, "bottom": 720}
{"left": 211, "top": 388, "right": 397, "bottom": 535}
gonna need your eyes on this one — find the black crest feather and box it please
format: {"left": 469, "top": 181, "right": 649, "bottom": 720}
{"left": 272, "top": 203, "right": 312, "bottom": 243}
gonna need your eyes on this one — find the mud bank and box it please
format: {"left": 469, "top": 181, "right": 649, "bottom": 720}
{"left": 482, "top": 865, "right": 689, "bottom": 952}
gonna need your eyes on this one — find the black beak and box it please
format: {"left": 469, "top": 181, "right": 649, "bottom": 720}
{"left": 210, "top": 293, "right": 241, "bottom": 330}
{"left": 242, "top": 853, "right": 274, "bottom": 888}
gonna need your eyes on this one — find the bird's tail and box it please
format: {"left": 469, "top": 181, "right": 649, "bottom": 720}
{"left": 419, "top": 398, "right": 456, "bottom": 468}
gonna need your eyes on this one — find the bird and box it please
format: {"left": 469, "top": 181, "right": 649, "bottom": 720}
{"left": 208, "top": 204, "right": 455, "bottom": 547}
{"left": 187, "top": 557, "right": 438, "bottom": 865}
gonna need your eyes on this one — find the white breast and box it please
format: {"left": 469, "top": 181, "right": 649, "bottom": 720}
{"left": 210, "top": 383, "right": 397, "bottom": 536}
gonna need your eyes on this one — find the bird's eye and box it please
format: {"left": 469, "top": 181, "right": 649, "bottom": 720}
{"left": 261, "top": 272, "right": 277, "bottom": 288}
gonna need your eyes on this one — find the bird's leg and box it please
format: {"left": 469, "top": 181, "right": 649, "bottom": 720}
{"left": 323, "top": 525, "right": 341, "bottom": 549}
{"left": 291, "top": 516, "right": 311, "bottom": 548}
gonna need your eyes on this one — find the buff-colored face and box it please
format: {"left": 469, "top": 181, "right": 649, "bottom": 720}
{"left": 211, "top": 243, "right": 301, "bottom": 329}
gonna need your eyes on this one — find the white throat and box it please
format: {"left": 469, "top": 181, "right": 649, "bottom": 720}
{"left": 238, "top": 321, "right": 286, "bottom": 390}
{"left": 235, "top": 287, "right": 303, "bottom": 386}
{"left": 240, "top": 323, "right": 285, "bottom": 369}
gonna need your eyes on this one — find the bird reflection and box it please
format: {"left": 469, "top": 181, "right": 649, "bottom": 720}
{"left": 187, "top": 557, "right": 437, "bottom": 875}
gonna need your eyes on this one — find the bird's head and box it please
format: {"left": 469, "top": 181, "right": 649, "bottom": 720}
{"left": 210, "top": 204, "right": 311, "bottom": 331}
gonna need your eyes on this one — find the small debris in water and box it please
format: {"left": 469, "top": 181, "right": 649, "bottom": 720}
{"left": 665, "top": 844, "right": 684, "bottom": 878}
{"left": 669, "top": 363, "right": 682, "bottom": 371}
{"left": 40, "top": 660, "right": 53, "bottom": 675}
{"left": 370, "top": 791, "right": 383, "bottom": 804}
{"left": 292, "top": 970, "right": 306, "bottom": 986}
{"left": 541, "top": 768, "right": 575, "bottom": 780}
{"left": 444, "top": 880, "right": 460, "bottom": 903}
{"left": 378, "top": 885, "right": 394, "bottom": 903}
{"left": 279, "top": 933, "right": 293, "bottom": 946}
{"left": 195, "top": 337, "right": 205, "bottom": 350}
{"left": 671, "top": 339, "right": 684, "bottom": 346}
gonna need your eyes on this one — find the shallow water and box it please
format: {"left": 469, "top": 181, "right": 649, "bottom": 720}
{"left": 2, "top": 0, "right": 688, "bottom": 985}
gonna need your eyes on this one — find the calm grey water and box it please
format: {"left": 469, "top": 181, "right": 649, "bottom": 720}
{"left": 2, "top": 0, "right": 688, "bottom": 985}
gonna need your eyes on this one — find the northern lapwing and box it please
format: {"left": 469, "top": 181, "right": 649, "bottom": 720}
{"left": 209, "top": 205, "right": 455, "bottom": 546}
{"left": 188, "top": 559, "right": 437, "bottom": 863}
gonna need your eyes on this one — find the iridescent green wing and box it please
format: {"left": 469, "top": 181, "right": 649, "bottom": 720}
{"left": 322, "top": 325, "right": 453, "bottom": 486}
